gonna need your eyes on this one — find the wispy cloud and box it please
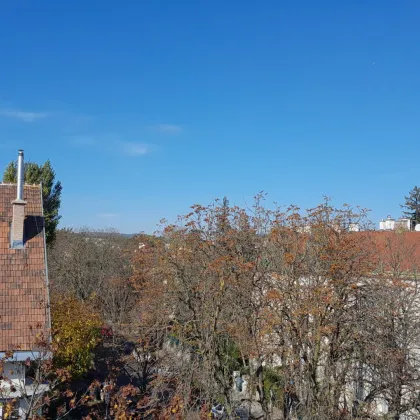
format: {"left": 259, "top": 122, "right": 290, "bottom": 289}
{"left": 97, "top": 213, "right": 119, "bottom": 218}
{"left": 121, "top": 142, "right": 149, "bottom": 156}
{"left": 69, "top": 135, "right": 155, "bottom": 157}
{"left": 153, "top": 124, "right": 182, "bottom": 134}
{"left": 69, "top": 135, "right": 97, "bottom": 146}
{"left": 0, "top": 108, "right": 49, "bottom": 122}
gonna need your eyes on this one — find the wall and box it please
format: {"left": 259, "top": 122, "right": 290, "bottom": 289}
{"left": 0, "top": 361, "right": 25, "bottom": 395}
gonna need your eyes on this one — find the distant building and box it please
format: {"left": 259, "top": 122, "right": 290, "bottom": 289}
{"left": 379, "top": 216, "right": 412, "bottom": 231}
{"left": 348, "top": 223, "right": 360, "bottom": 232}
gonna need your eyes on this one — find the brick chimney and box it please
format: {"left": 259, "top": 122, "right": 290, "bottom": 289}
{"left": 11, "top": 150, "right": 26, "bottom": 248}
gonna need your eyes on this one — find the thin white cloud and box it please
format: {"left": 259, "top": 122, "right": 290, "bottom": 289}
{"left": 69, "top": 136, "right": 97, "bottom": 146}
{"left": 121, "top": 142, "right": 149, "bottom": 156}
{"left": 69, "top": 136, "right": 155, "bottom": 157}
{"left": 97, "top": 213, "right": 119, "bottom": 218}
{"left": 154, "top": 124, "right": 182, "bottom": 134}
{"left": 0, "top": 109, "right": 49, "bottom": 122}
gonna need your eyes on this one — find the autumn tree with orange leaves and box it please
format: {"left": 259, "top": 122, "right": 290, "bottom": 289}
{"left": 31, "top": 195, "right": 420, "bottom": 420}
{"left": 131, "top": 197, "right": 389, "bottom": 418}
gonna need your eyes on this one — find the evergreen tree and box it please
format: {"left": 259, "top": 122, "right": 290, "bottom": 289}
{"left": 215, "top": 196, "right": 231, "bottom": 235}
{"left": 400, "top": 186, "right": 420, "bottom": 226}
{"left": 3, "top": 160, "right": 62, "bottom": 245}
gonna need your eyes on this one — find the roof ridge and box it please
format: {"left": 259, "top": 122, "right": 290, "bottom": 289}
{"left": 0, "top": 183, "right": 41, "bottom": 188}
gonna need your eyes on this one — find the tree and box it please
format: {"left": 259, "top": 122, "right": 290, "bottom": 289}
{"left": 215, "top": 196, "right": 231, "bottom": 235}
{"left": 0, "top": 330, "right": 90, "bottom": 420}
{"left": 134, "top": 197, "right": 420, "bottom": 419}
{"left": 51, "top": 294, "right": 103, "bottom": 377}
{"left": 400, "top": 186, "right": 420, "bottom": 226}
{"left": 3, "top": 160, "right": 62, "bottom": 245}
{"left": 357, "top": 232, "right": 420, "bottom": 420}
{"left": 49, "top": 228, "right": 135, "bottom": 329}
{"left": 131, "top": 197, "right": 372, "bottom": 418}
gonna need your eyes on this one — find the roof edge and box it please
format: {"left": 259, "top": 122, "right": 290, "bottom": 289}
{"left": 0, "top": 351, "right": 52, "bottom": 361}
{"left": 0, "top": 183, "right": 42, "bottom": 188}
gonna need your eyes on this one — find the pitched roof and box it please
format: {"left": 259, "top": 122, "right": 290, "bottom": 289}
{"left": 0, "top": 184, "right": 50, "bottom": 352}
{"left": 369, "top": 231, "right": 420, "bottom": 273}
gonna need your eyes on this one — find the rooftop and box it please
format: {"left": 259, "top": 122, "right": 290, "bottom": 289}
{"left": 0, "top": 184, "right": 49, "bottom": 352}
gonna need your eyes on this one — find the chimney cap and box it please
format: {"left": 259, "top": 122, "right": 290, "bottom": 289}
{"left": 15, "top": 148, "right": 25, "bottom": 203}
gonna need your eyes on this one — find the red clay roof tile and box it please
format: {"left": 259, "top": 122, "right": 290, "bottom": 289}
{"left": 0, "top": 184, "right": 49, "bottom": 351}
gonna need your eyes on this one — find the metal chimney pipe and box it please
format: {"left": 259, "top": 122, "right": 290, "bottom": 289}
{"left": 17, "top": 149, "right": 24, "bottom": 201}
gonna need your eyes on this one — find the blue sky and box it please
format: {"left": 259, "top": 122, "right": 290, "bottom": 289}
{"left": 1, "top": 1, "right": 419, "bottom": 233}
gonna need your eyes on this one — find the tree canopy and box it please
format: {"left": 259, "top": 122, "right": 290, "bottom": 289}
{"left": 401, "top": 185, "right": 420, "bottom": 226}
{"left": 129, "top": 197, "right": 420, "bottom": 419}
{"left": 3, "top": 159, "right": 62, "bottom": 245}
{"left": 51, "top": 294, "right": 102, "bottom": 377}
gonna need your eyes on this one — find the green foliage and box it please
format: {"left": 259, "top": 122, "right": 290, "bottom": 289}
{"left": 401, "top": 185, "right": 420, "bottom": 225}
{"left": 3, "top": 159, "right": 62, "bottom": 245}
{"left": 219, "top": 336, "right": 243, "bottom": 375}
{"left": 51, "top": 295, "right": 102, "bottom": 377}
{"left": 216, "top": 196, "right": 231, "bottom": 236}
{"left": 263, "top": 367, "right": 284, "bottom": 406}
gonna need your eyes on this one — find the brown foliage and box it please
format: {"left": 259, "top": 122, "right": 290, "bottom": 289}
{"left": 130, "top": 197, "right": 420, "bottom": 419}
